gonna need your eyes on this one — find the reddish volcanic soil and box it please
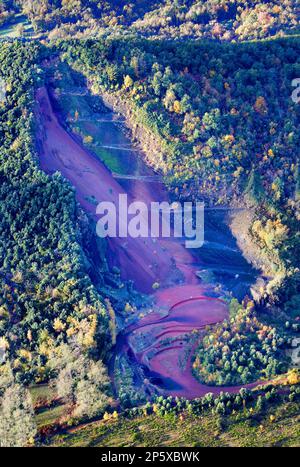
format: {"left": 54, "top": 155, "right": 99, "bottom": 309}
{"left": 36, "top": 87, "right": 255, "bottom": 398}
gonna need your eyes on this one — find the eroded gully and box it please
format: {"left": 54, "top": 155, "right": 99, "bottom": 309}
{"left": 36, "top": 86, "right": 258, "bottom": 399}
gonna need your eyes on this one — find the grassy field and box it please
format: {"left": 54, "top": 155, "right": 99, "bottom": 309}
{"left": 30, "top": 385, "right": 66, "bottom": 430}
{"left": 30, "top": 384, "right": 55, "bottom": 405}
{"left": 43, "top": 399, "right": 299, "bottom": 447}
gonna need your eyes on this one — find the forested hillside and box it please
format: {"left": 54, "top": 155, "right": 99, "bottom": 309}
{"left": 131, "top": 0, "right": 300, "bottom": 41}
{"left": 0, "top": 42, "right": 111, "bottom": 384}
{"left": 0, "top": 1, "right": 299, "bottom": 449}
{"left": 2, "top": 1, "right": 300, "bottom": 40}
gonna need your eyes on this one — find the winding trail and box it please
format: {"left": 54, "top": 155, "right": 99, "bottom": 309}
{"left": 36, "top": 86, "right": 257, "bottom": 399}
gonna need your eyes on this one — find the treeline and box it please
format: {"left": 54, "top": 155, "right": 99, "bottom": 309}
{"left": 0, "top": 42, "right": 111, "bottom": 384}
{"left": 132, "top": 0, "right": 300, "bottom": 41}
{"left": 13, "top": 0, "right": 162, "bottom": 38}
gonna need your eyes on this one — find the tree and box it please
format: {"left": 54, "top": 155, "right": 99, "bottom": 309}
{"left": 123, "top": 75, "right": 133, "bottom": 89}
{"left": 173, "top": 100, "right": 181, "bottom": 114}
{"left": 15, "top": 24, "right": 25, "bottom": 37}
{"left": 50, "top": 344, "right": 111, "bottom": 421}
{"left": 73, "top": 361, "right": 111, "bottom": 419}
{"left": 0, "top": 363, "right": 37, "bottom": 447}
{"left": 256, "top": 395, "right": 265, "bottom": 412}
{"left": 244, "top": 169, "right": 264, "bottom": 203}
{"left": 254, "top": 96, "right": 268, "bottom": 115}
{"left": 287, "top": 369, "right": 300, "bottom": 385}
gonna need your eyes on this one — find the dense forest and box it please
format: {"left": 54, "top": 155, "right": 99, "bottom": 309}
{"left": 0, "top": 1, "right": 299, "bottom": 40}
{"left": 193, "top": 299, "right": 288, "bottom": 386}
{"left": 0, "top": 42, "right": 114, "bottom": 385}
{"left": 131, "top": 0, "right": 300, "bottom": 41}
